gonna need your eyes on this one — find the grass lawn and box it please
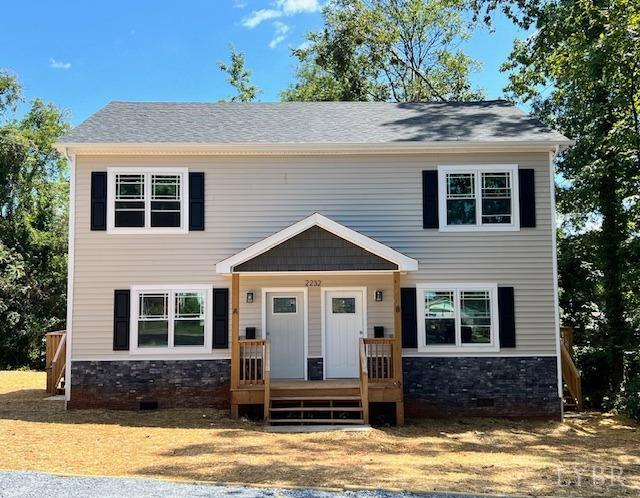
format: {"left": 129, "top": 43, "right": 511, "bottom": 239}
{"left": 1, "top": 371, "right": 639, "bottom": 497}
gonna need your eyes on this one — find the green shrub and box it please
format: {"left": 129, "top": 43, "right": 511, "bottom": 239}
{"left": 574, "top": 345, "right": 611, "bottom": 408}
{"left": 616, "top": 353, "right": 640, "bottom": 421}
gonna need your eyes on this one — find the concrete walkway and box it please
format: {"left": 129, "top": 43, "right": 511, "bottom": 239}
{"left": 0, "top": 471, "right": 508, "bottom": 498}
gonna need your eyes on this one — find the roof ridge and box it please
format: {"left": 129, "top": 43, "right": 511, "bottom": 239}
{"left": 105, "top": 99, "right": 511, "bottom": 105}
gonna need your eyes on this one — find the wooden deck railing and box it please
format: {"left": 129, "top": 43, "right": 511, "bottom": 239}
{"left": 560, "top": 326, "right": 582, "bottom": 411}
{"left": 359, "top": 339, "right": 370, "bottom": 424}
{"left": 238, "top": 339, "right": 269, "bottom": 386}
{"left": 362, "top": 338, "right": 398, "bottom": 383}
{"left": 561, "top": 326, "right": 574, "bottom": 352}
{"left": 45, "top": 331, "right": 66, "bottom": 395}
{"left": 560, "top": 338, "right": 583, "bottom": 411}
{"left": 263, "top": 340, "right": 271, "bottom": 420}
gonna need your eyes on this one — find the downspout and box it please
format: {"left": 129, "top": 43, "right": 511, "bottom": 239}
{"left": 549, "top": 144, "right": 563, "bottom": 419}
{"left": 64, "top": 149, "right": 76, "bottom": 406}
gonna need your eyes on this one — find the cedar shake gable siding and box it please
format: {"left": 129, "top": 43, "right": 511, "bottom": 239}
{"left": 233, "top": 226, "right": 398, "bottom": 272}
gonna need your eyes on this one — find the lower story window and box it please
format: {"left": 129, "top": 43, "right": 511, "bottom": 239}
{"left": 132, "top": 286, "right": 210, "bottom": 352}
{"left": 417, "top": 283, "right": 498, "bottom": 352}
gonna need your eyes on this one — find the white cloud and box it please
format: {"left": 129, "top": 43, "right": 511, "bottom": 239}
{"left": 269, "top": 21, "right": 290, "bottom": 48}
{"left": 276, "top": 0, "right": 320, "bottom": 14}
{"left": 49, "top": 58, "right": 71, "bottom": 70}
{"left": 241, "top": 0, "right": 320, "bottom": 29}
{"left": 233, "top": 0, "right": 247, "bottom": 8}
{"left": 241, "top": 8, "right": 282, "bottom": 28}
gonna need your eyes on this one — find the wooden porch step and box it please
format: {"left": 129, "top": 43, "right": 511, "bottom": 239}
{"left": 270, "top": 395, "right": 362, "bottom": 401}
{"left": 270, "top": 406, "right": 363, "bottom": 412}
{"left": 271, "top": 396, "right": 360, "bottom": 403}
{"left": 268, "top": 418, "right": 365, "bottom": 424}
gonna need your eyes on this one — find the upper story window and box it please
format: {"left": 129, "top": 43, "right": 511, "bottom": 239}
{"left": 107, "top": 168, "right": 188, "bottom": 233}
{"left": 416, "top": 283, "right": 499, "bottom": 353}
{"left": 438, "top": 165, "right": 520, "bottom": 231}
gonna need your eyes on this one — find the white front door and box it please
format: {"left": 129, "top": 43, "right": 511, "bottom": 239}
{"left": 266, "top": 291, "right": 305, "bottom": 379}
{"left": 324, "top": 290, "right": 365, "bottom": 379}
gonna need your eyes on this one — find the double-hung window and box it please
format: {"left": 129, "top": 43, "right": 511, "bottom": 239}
{"left": 416, "top": 283, "right": 499, "bottom": 352}
{"left": 438, "top": 165, "right": 519, "bottom": 231}
{"left": 108, "top": 168, "right": 188, "bottom": 233}
{"left": 131, "top": 286, "right": 212, "bottom": 353}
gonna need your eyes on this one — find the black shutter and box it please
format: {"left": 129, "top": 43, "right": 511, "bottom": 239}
{"left": 113, "top": 289, "right": 130, "bottom": 351}
{"left": 422, "top": 170, "right": 439, "bottom": 229}
{"left": 91, "top": 172, "right": 107, "bottom": 231}
{"left": 401, "top": 287, "right": 418, "bottom": 348}
{"left": 519, "top": 169, "right": 536, "bottom": 227}
{"left": 212, "top": 288, "right": 229, "bottom": 349}
{"left": 498, "top": 286, "right": 516, "bottom": 348}
{"left": 189, "top": 172, "right": 205, "bottom": 231}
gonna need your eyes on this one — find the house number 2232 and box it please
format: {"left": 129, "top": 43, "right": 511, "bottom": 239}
{"left": 305, "top": 280, "right": 321, "bottom": 287}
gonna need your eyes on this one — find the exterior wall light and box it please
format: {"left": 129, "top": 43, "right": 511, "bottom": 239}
{"left": 375, "top": 290, "right": 383, "bottom": 302}
{"left": 246, "top": 291, "right": 254, "bottom": 303}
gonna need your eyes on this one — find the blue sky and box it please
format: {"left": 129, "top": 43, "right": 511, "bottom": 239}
{"left": 2, "top": 1, "right": 526, "bottom": 126}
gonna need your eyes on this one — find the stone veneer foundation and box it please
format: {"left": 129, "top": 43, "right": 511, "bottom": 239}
{"left": 68, "top": 356, "right": 560, "bottom": 418}
{"left": 68, "top": 359, "right": 231, "bottom": 410}
{"left": 402, "top": 356, "right": 561, "bottom": 419}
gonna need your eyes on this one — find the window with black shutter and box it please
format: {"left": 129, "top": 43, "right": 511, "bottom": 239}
{"left": 107, "top": 169, "right": 188, "bottom": 232}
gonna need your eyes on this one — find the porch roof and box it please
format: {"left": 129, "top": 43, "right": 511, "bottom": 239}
{"left": 215, "top": 213, "right": 418, "bottom": 274}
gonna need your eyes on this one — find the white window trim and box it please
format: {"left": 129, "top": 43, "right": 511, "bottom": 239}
{"left": 416, "top": 283, "right": 500, "bottom": 353}
{"left": 130, "top": 285, "right": 212, "bottom": 355}
{"left": 438, "top": 165, "right": 520, "bottom": 232}
{"left": 107, "top": 167, "right": 189, "bottom": 234}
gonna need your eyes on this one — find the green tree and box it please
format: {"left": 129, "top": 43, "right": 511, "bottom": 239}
{"left": 480, "top": 0, "right": 640, "bottom": 409}
{"left": 0, "top": 70, "right": 69, "bottom": 369}
{"left": 217, "top": 46, "right": 260, "bottom": 102}
{"left": 282, "top": 0, "right": 484, "bottom": 102}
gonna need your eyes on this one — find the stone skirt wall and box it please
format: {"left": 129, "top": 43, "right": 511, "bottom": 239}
{"left": 68, "top": 359, "right": 231, "bottom": 410}
{"left": 68, "top": 356, "right": 560, "bottom": 418}
{"left": 403, "top": 356, "right": 561, "bottom": 419}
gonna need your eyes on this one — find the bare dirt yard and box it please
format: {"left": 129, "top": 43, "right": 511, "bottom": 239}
{"left": 1, "top": 371, "right": 639, "bottom": 497}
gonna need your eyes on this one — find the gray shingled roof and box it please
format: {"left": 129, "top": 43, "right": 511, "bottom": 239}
{"left": 58, "top": 100, "right": 570, "bottom": 145}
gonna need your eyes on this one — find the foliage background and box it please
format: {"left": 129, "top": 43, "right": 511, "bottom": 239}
{"left": 0, "top": 71, "right": 69, "bottom": 369}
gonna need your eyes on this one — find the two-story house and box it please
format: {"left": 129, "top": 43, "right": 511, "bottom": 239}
{"left": 55, "top": 101, "right": 572, "bottom": 425}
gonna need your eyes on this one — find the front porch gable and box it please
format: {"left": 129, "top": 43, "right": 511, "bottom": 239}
{"left": 221, "top": 215, "right": 412, "bottom": 426}
{"left": 216, "top": 213, "right": 418, "bottom": 274}
{"left": 234, "top": 225, "right": 399, "bottom": 272}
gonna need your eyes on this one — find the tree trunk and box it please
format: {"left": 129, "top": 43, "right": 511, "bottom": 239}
{"left": 599, "top": 167, "right": 628, "bottom": 393}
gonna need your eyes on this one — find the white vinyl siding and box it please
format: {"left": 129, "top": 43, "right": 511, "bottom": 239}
{"left": 70, "top": 152, "right": 556, "bottom": 360}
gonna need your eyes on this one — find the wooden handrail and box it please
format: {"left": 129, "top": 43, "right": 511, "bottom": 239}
{"left": 362, "top": 338, "right": 397, "bottom": 383}
{"left": 359, "top": 338, "right": 369, "bottom": 424}
{"left": 263, "top": 339, "right": 271, "bottom": 421}
{"left": 560, "top": 340, "right": 583, "bottom": 411}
